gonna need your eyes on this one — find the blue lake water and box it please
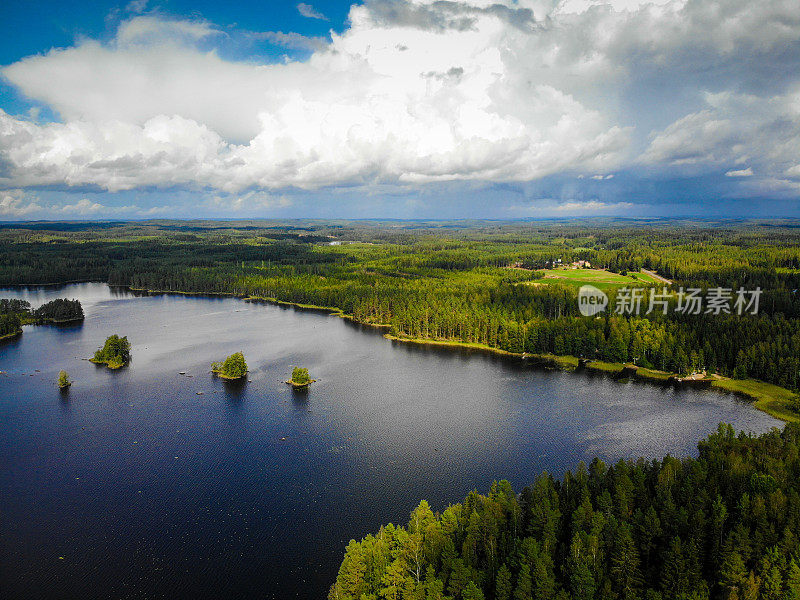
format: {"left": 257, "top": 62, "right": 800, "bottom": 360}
{"left": 0, "top": 283, "right": 781, "bottom": 599}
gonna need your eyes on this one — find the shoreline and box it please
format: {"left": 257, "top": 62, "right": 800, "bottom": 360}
{"left": 89, "top": 357, "right": 126, "bottom": 370}
{"left": 0, "top": 279, "right": 95, "bottom": 288}
{"left": 383, "top": 334, "right": 798, "bottom": 424}
{"left": 212, "top": 370, "right": 248, "bottom": 381}
{"left": 33, "top": 316, "right": 85, "bottom": 325}
{"left": 0, "top": 329, "right": 22, "bottom": 341}
{"left": 285, "top": 379, "right": 317, "bottom": 388}
{"left": 12, "top": 282, "right": 798, "bottom": 424}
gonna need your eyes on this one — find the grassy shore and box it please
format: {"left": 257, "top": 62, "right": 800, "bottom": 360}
{"left": 584, "top": 361, "right": 673, "bottom": 381}
{"left": 634, "top": 367, "right": 674, "bottom": 381}
{"left": 532, "top": 353, "right": 580, "bottom": 370}
{"left": 247, "top": 295, "right": 348, "bottom": 316}
{"left": 384, "top": 334, "right": 520, "bottom": 356}
{"left": 712, "top": 378, "right": 799, "bottom": 423}
{"left": 38, "top": 317, "right": 84, "bottom": 325}
{"left": 212, "top": 371, "right": 247, "bottom": 381}
{"left": 584, "top": 360, "right": 626, "bottom": 373}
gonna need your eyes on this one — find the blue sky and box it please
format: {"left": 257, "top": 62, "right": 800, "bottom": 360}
{"left": 1, "top": 0, "right": 799, "bottom": 220}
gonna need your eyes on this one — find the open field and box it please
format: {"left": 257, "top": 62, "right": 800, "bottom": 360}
{"left": 539, "top": 267, "right": 661, "bottom": 290}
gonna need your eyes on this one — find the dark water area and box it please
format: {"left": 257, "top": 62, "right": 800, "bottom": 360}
{"left": 0, "top": 284, "right": 781, "bottom": 599}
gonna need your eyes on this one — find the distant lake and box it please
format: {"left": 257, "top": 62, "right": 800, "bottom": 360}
{"left": 0, "top": 283, "right": 781, "bottom": 599}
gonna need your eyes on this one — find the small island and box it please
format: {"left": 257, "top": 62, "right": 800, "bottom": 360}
{"left": 90, "top": 334, "right": 131, "bottom": 369}
{"left": 0, "top": 298, "right": 84, "bottom": 340}
{"left": 211, "top": 351, "right": 248, "bottom": 380}
{"left": 57, "top": 370, "right": 72, "bottom": 389}
{"left": 33, "top": 299, "right": 84, "bottom": 324}
{"left": 286, "top": 367, "right": 315, "bottom": 388}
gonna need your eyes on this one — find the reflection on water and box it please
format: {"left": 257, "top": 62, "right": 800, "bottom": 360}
{"left": 0, "top": 283, "right": 781, "bottom": 600}
{"left": 222, "top": 378, "right": 248, "bottom": 404}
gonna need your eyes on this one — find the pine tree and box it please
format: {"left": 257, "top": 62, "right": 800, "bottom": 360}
{"left": 380, "top": 558, "right": 408, "bottom": 600}
{"left": 212, "top": 351, "right": 248, "bottom": 379}
{"left": 786, "top": 559, "right": 800, "bottom": 600}
{"left": 290, "top": 366, "right": 310, "bottom": 385}
{"left": 532, "top": 550, "right": 556, "bottom": 600}
{"left": 760, "top": 564, "right": 782, "bottom": 600}
{"left": 462, "top": 581, "right": 485, "bottom": 600}
{"left": 495, "top": 564, "right": 512, "bottom": 600}
{"left": 424, "top": 567, "right": 445, "bottom": 600}
{"left": 513, "top": 564, "right": 533, "bottom": 600}
{"left": 742, "top": 571, "right": 760, "bottom": 600}
{"left": 719, "top": 551, "right": 748, "bottom": 600}
{"left": 660, "top": 537, "right": 686, "bottom": 600}
{"left": 334, "top": 540, "right": 366, "bottom": 599}
{"left": 611, "top": 524, "right": 644, "bottom": 600}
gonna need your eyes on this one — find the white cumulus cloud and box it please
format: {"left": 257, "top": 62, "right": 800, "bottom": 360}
{"left": 0, "top": 0, "right": 798, "bottom": 204}
{"left": 0, "top": 189, "right": 44, "bottom": 217}
{"left": 642, "top": 88, "right": 800, "bottom": 189}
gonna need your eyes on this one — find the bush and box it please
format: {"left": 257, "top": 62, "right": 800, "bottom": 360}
{"left": 92, "top": 334, "right": 131, "bottom": 368}
{"left": 57, "top": 370, "right": 71, "bottom": 388}
{"left": 291, "top": 367, "right": 310, "bottom": 384}
{"left": 212, "top": 351, "right": 248, "bottom": 379}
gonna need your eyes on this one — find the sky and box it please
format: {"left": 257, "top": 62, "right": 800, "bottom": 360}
{"left": 0, "top": 0, "right": 799, "bottom": 220}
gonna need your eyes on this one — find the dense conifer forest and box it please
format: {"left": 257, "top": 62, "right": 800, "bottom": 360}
{"left": 0, "top": 297, "right": 83, "bottom": 336}
{"left": 32, "top": 298, "right": 84, "bottom": 322}
{"left": 1, "top": 219, "right": 798, "bottom": 398}
{"left": 0, "top": 311, "right": 21, "bottom": 338}
{"left": 330, "top": 424, "right": 800, "bottom": 600}
{"left": 0, "top": 298, "right": 29, "bottom": 337}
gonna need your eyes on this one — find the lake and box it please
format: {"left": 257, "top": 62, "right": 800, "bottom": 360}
{"left": 0, "top": 283, "right": 781, "bottom": 599}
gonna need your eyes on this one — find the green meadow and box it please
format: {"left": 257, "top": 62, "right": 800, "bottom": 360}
{"left": 538, "top": 267, "right": 661, "bottom": 290}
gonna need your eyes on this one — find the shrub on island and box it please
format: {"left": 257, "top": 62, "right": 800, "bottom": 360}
{"left": 57, "top": 370, "right": 72, "bottom": 389}
{"left": 286, "top": 367, "right": 315, "bottom": 388}
{"left": 211, "top": 351, "right": 248, "bottom": 380}
{"left": 91, "top": 334, "right": 131, "bottom": 369}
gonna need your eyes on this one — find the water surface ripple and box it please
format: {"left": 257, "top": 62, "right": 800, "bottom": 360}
{"left": 0, "top": 284, "right": 780, "bottom": 599}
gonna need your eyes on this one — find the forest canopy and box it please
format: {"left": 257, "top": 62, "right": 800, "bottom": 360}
{"left": 0, "top": 297, "right": 83, "bottom": 337}
{"left": 0, "top": 311, "right": 21, "bottom": 338}
{"left": 330, "top": 423, "right": 800, "bottom": 600}
{"left": 1, "top": 220, "right": 799, "bottom": 400}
